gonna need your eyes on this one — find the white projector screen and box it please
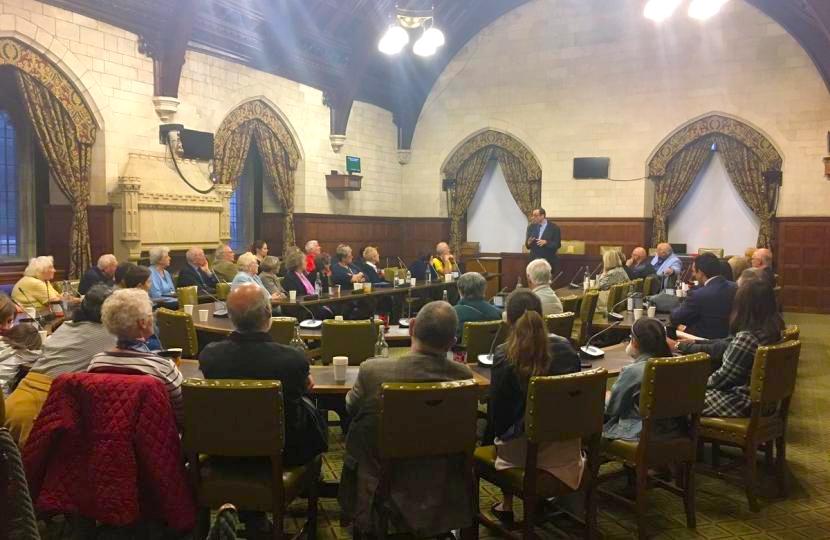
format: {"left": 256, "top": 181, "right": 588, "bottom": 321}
{"left": 668, "top": 150, "right": 759, "bottom": 256}
{"left": 466, "top": 160, "right": 529, "bottom": 254}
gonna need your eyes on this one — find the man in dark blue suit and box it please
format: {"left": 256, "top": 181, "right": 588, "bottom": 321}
{"left": 670, "top": 252, "right": 737, "bottom": 339}
{"left": 525, "top": 207, "right": 561, "bottom": 274}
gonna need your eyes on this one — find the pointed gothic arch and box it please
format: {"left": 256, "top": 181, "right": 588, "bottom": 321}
{"left": 441, "top": 129, "right": 542, "bottom": 254}
{"left": 214, "top": 99, "right": 302, "bottom": 251}
{"left": 647, "top": 114, "right": 783, "bottom": 247}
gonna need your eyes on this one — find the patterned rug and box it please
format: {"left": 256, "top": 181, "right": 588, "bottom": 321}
{"left": 284, "top": 313, "right": 830, "bottom": 539}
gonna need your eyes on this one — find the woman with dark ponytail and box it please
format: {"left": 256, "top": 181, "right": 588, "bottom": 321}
{"left": 603, "top": 317, "right": 679, "bottom": 441}
{"left": 488, "top": 289, "right": 581, "bottom": 525}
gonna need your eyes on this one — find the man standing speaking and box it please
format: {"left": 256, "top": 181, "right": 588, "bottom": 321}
{"left": 525, "top": 207, "right": 561, "bottom": 274}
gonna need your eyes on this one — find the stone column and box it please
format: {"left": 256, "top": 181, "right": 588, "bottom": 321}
{"left": 116, "top": 176, "right": 143, "bottom": 261}
{"left": 214, "top": 183, "right": 233, "bottom": 243}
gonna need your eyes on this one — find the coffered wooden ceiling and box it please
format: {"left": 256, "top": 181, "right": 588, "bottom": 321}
{"left": 41, "top": 0, "right": 830, "bottom": 150}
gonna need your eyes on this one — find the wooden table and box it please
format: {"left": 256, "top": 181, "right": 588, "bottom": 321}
{"left": 555, "top": 286, "right": 586, "bottom": 299}
{"left": 590, "top": 310, "right": 672, "bottom": 331}
{"left": 273, "top": 280, "right": 456, "bottom": 309}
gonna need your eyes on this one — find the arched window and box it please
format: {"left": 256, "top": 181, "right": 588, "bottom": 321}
{"left": 0, "top": 110, "right": 17, "bottom": 257}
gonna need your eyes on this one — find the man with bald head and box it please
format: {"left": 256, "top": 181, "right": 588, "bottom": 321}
{"left": 431, "top": 241, "right": 456, "bottom": 276}
{"left": 176, "top": 246, "right": 219, "bottom": 292}
{"left": 650, "top": 242, "right": 683, "bottom": 279}
{"left": 750, "top": 247, "right": 776, "bottom": 285}
{"left": 624, "top": 246, "right": 656, "bottom": 280}
{"left": 340, "top": 300, "right": 475, "bottom": 535}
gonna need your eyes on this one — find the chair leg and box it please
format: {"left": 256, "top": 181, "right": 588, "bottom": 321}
{"left": 470, "top": 475, "right": 481, "bottom": 540}
{"left": 523, "top": 494, "right": 537, "bottom": 540}
{"left": 711, "top": 442, "right": 720, "bottom": 468}
{"left": 635, "top": 465, "right": 649, "bottom": 540}
{"left": 584, "top": 481, "right": 598, "bottom": 540}
{"left": 196, "top": 508, "right": 210, "bottom": 540}
{"left": 775, "top": 436, "right": 789, "bottom": 498}
{"left": 307, "top": 467, "right": 320, "bottom": 540}
{"left": 683, "top": 462, "right": 696, "bottom": 529}
{"left": 764, "top": 442, "right": 773, "bottom": 467}
{"left": 743, "top": 445, "right": 760, "bottom": 513}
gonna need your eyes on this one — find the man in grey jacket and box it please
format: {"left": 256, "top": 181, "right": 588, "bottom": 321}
{"left": 339, "top": 301, "right": 475, "bottom": 537}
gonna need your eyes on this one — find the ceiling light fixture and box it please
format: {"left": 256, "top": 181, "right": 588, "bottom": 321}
{"left": 643, "top": 0, "right": 682, "bottom": 22}
{"left": 688, "top": 0, "right": 729, "bottom": 20}
{"left": 643, "top": 0, "right": 729, "bottom": 22}
{"left": 378, "top": 5, "right": 444, "bottom": 57}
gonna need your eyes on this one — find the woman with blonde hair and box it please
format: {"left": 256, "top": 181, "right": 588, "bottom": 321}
{"left": 597, "top": 249, "right": 628, "bottom": 291}
{"left": 12, "top": 256, "right": 61, "bottom": 309}
{"left": 488, "top": 289, "right": 581, "bottom": 524}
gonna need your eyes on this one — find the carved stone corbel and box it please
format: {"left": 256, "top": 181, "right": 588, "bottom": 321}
{"left": 116, "top": 176, "right": 143, "bottom": 261}
{"left": 214, "top": 183, "right": 233, "bottom": 242}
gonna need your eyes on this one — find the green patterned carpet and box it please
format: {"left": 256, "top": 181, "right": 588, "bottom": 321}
{"left": 286, "top": 313, "right": 830, "bottom": 539}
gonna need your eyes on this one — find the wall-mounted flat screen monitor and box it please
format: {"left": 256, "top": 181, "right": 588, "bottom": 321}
{"left": 573, "top": 157, "right": 609, "bottom": 179}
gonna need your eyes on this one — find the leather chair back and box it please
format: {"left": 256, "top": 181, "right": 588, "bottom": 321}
{"left": 214, "top": 282, "right": 230, "bottom": 301}
{"left": 698, "top": 247, "right": 724, "bottom": 258}
{"left": 525, "top": 368, "right": 608, "bottom": 444}
{"left": 630, "top": 278, "right": 643, "bottom": 294}
{"left": 781, "top": 325, "right": 800, "bottom": 342}
{"left": 643, "top": 275, "right": 659, "bottom": 296}
{"left": 751, "top": 340, "right": 801, "bottom": 405}
{"left": 156, "top": 307, "right": 199, "bottom": 357}
{"left": 576, "top": 290, "right": 599, "bottom": 345}
{"left": 181, "top": 379, "right": 283, "bottom": 458}
{"left": 560, "top": 294, "right": 580, "bottom": 314}
{"left": 177, "top": 286, "right": 199, "bottom": 309}
{"left": 379, "top": 380, "right": 478, "bottom": 459}
{"left": 269, "top": 317, "right": 298, "bottom": 345}
{"left": 545, "top": 311, "right": 575, "bottom": 339}
{"left": 640, "top": 354, "right": 710, "bottom": 421}
{"left": 462, "top": 320, "right": 507, "bottom": 361}
{"left": 606, "top": 282, "right": 629, "bottom": 314}
{"left": 321, "top": 319, "right": 377, "bottom": 365}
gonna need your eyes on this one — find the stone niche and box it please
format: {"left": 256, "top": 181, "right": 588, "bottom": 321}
{"left": 109, "top": 151, "right": 232, "bottom": 261}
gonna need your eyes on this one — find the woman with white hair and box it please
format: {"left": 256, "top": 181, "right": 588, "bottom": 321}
{"left": 148, "top": 246, "right": 176, "bottom": 300}
{"left": 453, "top": 271, "right": 503, "bottom": 340}
{"left": 231, "top": 252, "right": 281, "bottom": 302}
{"left": 87, "top": 288, "right": 184, "bottom": 425}
{"left": 12, "top": 256, "right": 61, "bottom": 308}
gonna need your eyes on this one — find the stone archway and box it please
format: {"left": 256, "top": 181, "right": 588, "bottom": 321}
{"left": 213, "top": 99, "right": 302, "bottom": 251}
{"left": 0, "top": 37, "right": 99, "bottom": 276}
{"left": 647, "top": 114, "right": 783, "bottom": 247}
{"left": 441, "top": 129, "right": 542, "bottom": 254}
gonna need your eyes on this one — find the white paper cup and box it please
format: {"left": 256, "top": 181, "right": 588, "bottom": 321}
{"left": 363, "top": 282, "right": 373, "bottom": 293}
{"left": 289, "top": 290, "right": 297, "bottom": 302}
{"left": 353, "top": 282, "right": 362, "bottom": 291}
{"left": 334, "top": 315, "right": 344, "bottom": 321}
{"left": 647, "top": 306, "right": 657, "bottom": 318}
{"left": 633, "top": 308, "right": 644, "bottom": 320}
{"left": 25, "top": 307, "right": 36, "bottom": 319}
{"left": 183, "top": 304, "right": 194, "bottom": 316}
{"left": 410, "top": 277, "right": 417, "bottom": 287}
{"left": 626, "top": 298, "right": 634, "bottom": 311}
{"left": 38, "top": 330, "right": 48, "bottom": 343}
{"left": 588, "top": 279, "right": 596, "bottom": 289}
{"left": 675, "top": 288, "right": 683, "bottom": 298}
{"left": 333, "top": 356, "right": 348, "bottom": 382}
{"left": 666, "top": 288, "right": 675, "bottom": 296}
{"left": 444, "top": 273, "right": 452, "bottom": 283}
{"left": 198, "top": 309, "right": 209, "bottom": 322}
{"left": 333, "top": 285, "right": 341, "bottom": 297}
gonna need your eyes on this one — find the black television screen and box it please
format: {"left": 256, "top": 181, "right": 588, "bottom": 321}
{"left": 573, "top": 157, "right": 609, "bottom": 179}
{"left": 346, "top": 155, "right": 361, "bottom": 174}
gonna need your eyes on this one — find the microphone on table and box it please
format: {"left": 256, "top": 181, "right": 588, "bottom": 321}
{"left": 198, "top": 284, "right": 228, "bottom": 316}
{"left": 295, "top": 297, "right": 323, "bottom": 329}
{"left": 569, "top": 265, "right": 589, "bottom": 288}
{"left": 491, "top": 286, "right": 509, "bottom": 308}
{"left": 606, "top": 293, "right": 635, "bottom": 322}
{"left": 478, "top": 324, "right": 506, "bottom": 366}
{"left": 549, "top": 270, "right": 564, "bottom": 289}
{"left": 588, "top": 262, "right": 602, "bottom": 278}
{"left": 474, "top": 258, "right": 489, "bottom": 275}
{"left": 580, "top": 320, "right": 623, "bottom": 360}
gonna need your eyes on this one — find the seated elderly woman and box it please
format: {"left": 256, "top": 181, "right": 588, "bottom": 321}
{"left": 12, "top": 255, "right": 61, "bottom": 309}
{"left": 148, "top": 246, "right": 176, "bottom": 300}
{"left": 0, "top": 323, "right": 43, "bottom": 398}
{"left": 87, "top": 288, "right": 184, "bottom": 426}
{"left": 596, "top": 249, "right": 629, "bottom": 312}
{"left": 259, "top": 255, "right": 286, "bottom": 299}
{"left": 231, "top": 252, "right": 282, "bottom": 303}
{"left": 453, "top": 272, "right": 502, "bottom": 340}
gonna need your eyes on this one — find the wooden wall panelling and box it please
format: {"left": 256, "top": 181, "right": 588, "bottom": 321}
{"left": 776, "top": 217, "right": 830, "bottom": 313}
{"left": 44, "top": 205, "right": 114, "bottom": 276}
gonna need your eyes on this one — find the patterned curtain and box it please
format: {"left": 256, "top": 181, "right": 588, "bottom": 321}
{"left": 252, "top": 122, "right": 297, "bottom": 252}
{"left": 651, "top": 136, "right": 714, "bottom": 245}
{"left": 16, "top": 71, "right": 92, "bottom": 277}
{"left": 450, "top": 147, "right": 495, "bottom": 254}
{"left": 711, "top": 134, "right": 778, "bottom": 247}
{"left": 493, "top": 147, "right": 540, "bottom": 216}
{"left": 213, "top": 122, "right": 255, "bottom": 189}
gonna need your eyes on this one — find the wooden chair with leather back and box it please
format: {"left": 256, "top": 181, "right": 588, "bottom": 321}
{"left": 598, "top": 353, "right": 710, "bottom": 539}
{"left": 630, "top": 278, "right": 643, "bottom": 294}
{"left": 698, "top": 248, "right": 724, "bottom": 258}
{"left": 605, "top": 282, "right": 629, "bottom": 314}
{"left": 182, "top": 379, "right": 321, "bottom": 540}
{"left": 572, "top": 290, "right": 599, "bottom": 346}
{"left": 177, "top": 286, "right": 199, "bottom": 309}
{"left": 642, "top": 275, "right": 659, "bottom": 296}
{"left": 560, "top": 294, "right": 581, "bottom": 315}
{"left": 318, "top": 319, "right": 378, "bottom": 366}
{"left": 545, "top": 311, "right": 576, "bottom": 339}
{"left": 214, "top": 282, "right": 231, "bottom": 301}
{"left": 156, "top": 307, "right": 199, "bottom": 358}
{"left": 462, "top": 320, "right": 507, "bottom": 362}
{"left": 370, "top": 379, "right": 480, "bottom": 540}
{"left": 781, "top": 325, "right": 799, "bottom": 342}
{"left": 698, "top": 340, "right": 802, "bottom": 512}
{"left": 475, "top": 368, "right": 609, "bottom": 539}
{"left": 269, "top": 317, "right": 298, "bottom": 345}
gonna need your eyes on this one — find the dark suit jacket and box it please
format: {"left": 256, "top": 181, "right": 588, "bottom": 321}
{"left": 331, "top": 263, "right": 362, "bottom": 289}
{"left": 175, "top": 264, "right": 218, "bottom": 292}
{"left": 624, "top": 261, "right": 656, "bottom": 280}
{"left": 408, "top": 258, "right": 437, "bottom": 281}
{"left": 358, "top": 262, "right": 386, "bottom": 284}
{"left": 525, "top": 220, "right": 561, "bottom": 267}
{"left": 78, "top": 266, "right": 114, "bottom": 295}
{"left": 670, "top": 276, "right": 737, "bottom": 339}
{"left": 283, "top": 270, "right": 315, "bottom": 296}
{"left": 198, "top": 332, "right": 319, "bottom": 466}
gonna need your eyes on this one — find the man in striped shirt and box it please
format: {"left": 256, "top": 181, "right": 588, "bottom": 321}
{"left": 87, "top": 288, "right": 184, "bottom": 426}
